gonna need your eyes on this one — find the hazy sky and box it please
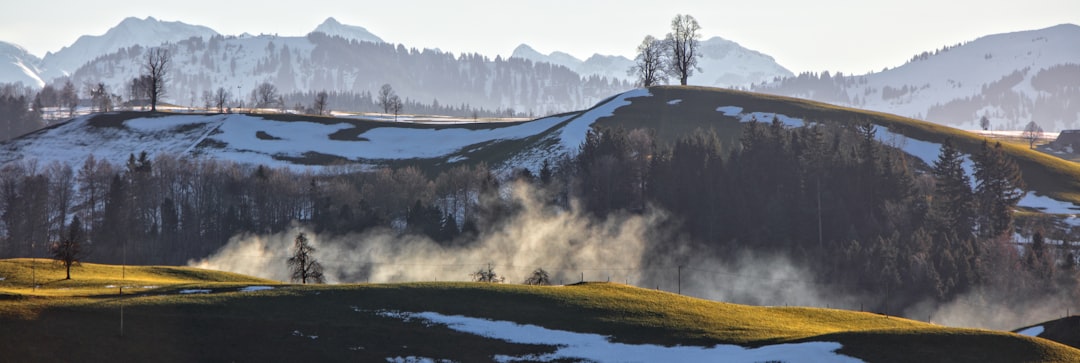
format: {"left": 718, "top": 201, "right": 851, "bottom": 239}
{"left": 2, "top": 0, "right": 1077, "bottom": 74}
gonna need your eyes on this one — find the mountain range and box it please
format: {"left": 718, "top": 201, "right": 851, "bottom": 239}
{"left": 0, "top": 17, "right": 795, "bottom": 114}
{"left": 509, "top": 35, "right": 794, "bottom": 87}
{"left": 754, "top": 23, "right": 1080, "bottom": 131}
{"left": 2, "top": 18, "right": 1078, "bottom": 131}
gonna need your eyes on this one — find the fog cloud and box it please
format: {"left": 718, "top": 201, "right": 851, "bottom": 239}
{"left": 192, "top": 183, "right": 1070, "bottom": 331}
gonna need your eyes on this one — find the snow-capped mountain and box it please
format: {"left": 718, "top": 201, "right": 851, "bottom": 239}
{"left": 310, "top": 17, "right": 384, "bottom": 44}
{"left": 510, "top": 44, "right": 590, "bottom": 73}
{"left": 754, "top": 24, "right": 1080, "bottom": 131}
{"left": 0, "top": 41, "right": 43, "bottom": 88}
{"left": 690, "top": 36, "right": 794, "bottom": 87}
{"left": 510, "top": 44, "right": 638, "bottom": 83}
{"left": 0, "top": 16, "right": 626, "bottom": 115}
{"left": 38, "top": 16, "right": 220, "bottom": 81}
{"left": 577, "top": 54, "right": 637, "bottom": 83}
{"left": 511, "top": 36, "right": 793, "bottom": 87}
{"left": 64, "top": 31, "right": 629, "bottom": 114}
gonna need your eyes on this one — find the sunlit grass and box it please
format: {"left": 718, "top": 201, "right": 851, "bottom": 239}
{"left": 0, "top": 259, "right": 1077, "bottom": 362}
{"left": 0, "top": 258, "right": 277, "bottom": 298}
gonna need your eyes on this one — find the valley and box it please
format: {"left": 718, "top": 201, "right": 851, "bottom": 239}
{"left": 1, "top": 7, "right": 1079, "bottom": 362}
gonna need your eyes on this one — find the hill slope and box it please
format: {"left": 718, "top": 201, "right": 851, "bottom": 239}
{"left": 0, "top": 258, "right": 274, "bottom": 297}
{"left": 592, "top": 86, "right": 1080, "bottom": 212}
{"left": 3, "top": 86, "right": 1079, "bottom": 211}
{"left": 1014, "top": 316, "right": 1080, "bottom": 350}
{"left": 0, "top": 259, "right": 1076, "bottom": 362}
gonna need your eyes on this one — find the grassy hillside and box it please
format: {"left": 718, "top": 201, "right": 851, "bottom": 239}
{"left": 596, "top": 86, "right": 1080, "bottom": 207}
{"left": 0, "top": 259, "right": 1076, "bottom": 362}
{"left": 0, "top": 258, "right": 276, "bottom": 298}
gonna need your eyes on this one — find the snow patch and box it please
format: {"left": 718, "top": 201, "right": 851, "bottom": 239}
{"left": 210, "top": 114, "right": 572, "bottom": 170}
{"left": 667, "top": 99, "right": 682, "bottom": 105}
{"left": 1018, "top": 193, "right": 1080, "bottom": 214}
{"left": 239, "top": 286, "right": 274, "bottom": 292}
{"left": 1017, "top": 325, "right": 1044, "bottom": 337}
{"left": 716, "top": 106, "right": 805, "bottom": 127}
{"left": 385, "top": 357, "right": 452, "bottom": 363}
{"left": 375, "top": 310, "right": 863, "bottom": 363}
{"left": 873, "top": 125, "right": 1080, "bottom": 213}
{"left": 292, "top": 330, "right": 318, "bottom": 340}
{"left": 716, "top": 106, "right": 743, "bottom": 116}
{"left": 179, "top": 289, "right": 212, "bottom": 294}
{"left": 559, "top": 88, "right": 653, "bottom": 152}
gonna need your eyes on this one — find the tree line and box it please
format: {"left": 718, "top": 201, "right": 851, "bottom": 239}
{"left": 574, "top": 119, "right": 1072, "bottom": 309}
{"left": 0, "top": 152, "right": 517, "bottom": 266}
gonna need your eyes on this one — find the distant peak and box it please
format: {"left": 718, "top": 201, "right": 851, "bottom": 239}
{"left": 511, "top": 44, "right": 540, "bottom": 58}
{"left": 119, "top": 16, "right": 157, "bottom": 26}
{"left": 311, "top": 17, "right": 383, "bottom": 43}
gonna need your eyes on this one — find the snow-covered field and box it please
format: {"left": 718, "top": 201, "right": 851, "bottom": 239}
{"left": 0, "top": 112, "right": 577, "bottom": 173}
{"left": 5, "top": 87, "right": 1080, "bottom": 216}
{"left": 371, "top": 310, "right": 863, "bottom": 363}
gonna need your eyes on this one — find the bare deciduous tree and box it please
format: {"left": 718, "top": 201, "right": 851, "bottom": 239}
{"left": 378, "top": 84, "right": 396, "bottom": 114}
{"left": 61, "top": 80, "right": 78, "bottom": 117}
{"left": 214, "top": 87, "right": 230, "bottom": 113}
{"left": 254, "top": 82, "right": 279, "bottom": 109}
{"left": 313, "top": 91, "right": 329, "bottom": 116}
{"left": 523, "top": 268, "right": 550, "bottom": 285}
{"left": 471, "top": 263, "right": 503, "bottom": 283}
{"left": 143, "top": 47, "right": 170, "bottom": 112}
{"left": 629, "top": 35, "right": 667, "bottom": 87}
{"left": 202, "top": 90, "right": 215, "bottom": 110}
{"left": 665, "top": 14, "right": 702, "bottom": 85}
{"left": 1023, "top": 121, "right": 1043, "bottom": 149}
{"left": 390, "top": 95, "right": 403, "bottom": 121}
{"left": 287, "top": 232, "right": 325, "bottom": 284}
{"left": 50, "top": 216, "right": 87, "bottom": 280}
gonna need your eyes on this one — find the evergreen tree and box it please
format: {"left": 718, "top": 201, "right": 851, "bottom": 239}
{"left": 929, "top": 138, "right": 975, "bottom": 239}
{"left": 972, "top": 141, "right": 1026, "bottom": 238}
{"left": 438, "top": 213, "right": 460, "bottom": 243}
{"left": 539, "top": 159, "right": 553, "bottom": 185}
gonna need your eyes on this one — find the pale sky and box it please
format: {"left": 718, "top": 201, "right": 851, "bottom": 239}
{"left": 2, "top": 0, "right": 1077, "bottom": 75}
